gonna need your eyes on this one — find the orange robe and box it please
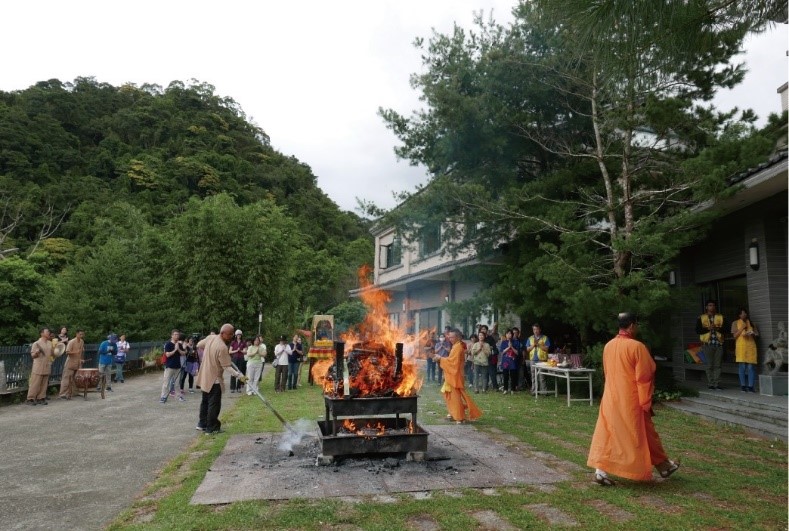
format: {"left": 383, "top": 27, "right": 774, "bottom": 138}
{"left": 587, "top": 333, "right": 668, "bottom": 481}
{"left": 437, "top": 341, "right": 482, "bottom": 422}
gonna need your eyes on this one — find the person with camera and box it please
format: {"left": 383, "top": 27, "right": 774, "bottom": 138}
{"left": 160, "top": 329, "right": 182, "bottom": 403}
{"left": 179, "top": 336, "right": 199, "bottom": 395}
{"left": 288, "top": 335, "right": 303, "bottom": 390}
{"left": 195, "top": 324, "right": 248, "bottom": 434}
{"left": 229, "top": 330, "right": 247, "bottom": 393}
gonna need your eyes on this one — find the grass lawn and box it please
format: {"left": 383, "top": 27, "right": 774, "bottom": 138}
{"left": 109, "top": 369, "right": 787, "bottom": 530}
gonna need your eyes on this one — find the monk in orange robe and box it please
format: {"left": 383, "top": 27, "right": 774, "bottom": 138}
{"left": 435, "top": 328, "right": 482, "bottom": 424}
{"left": 587, "top": 312, "right": 680, "bottom": 485}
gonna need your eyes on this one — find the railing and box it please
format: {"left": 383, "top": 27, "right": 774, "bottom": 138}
{"left": 0, "top": 341, "right": 162, "bottom": 393}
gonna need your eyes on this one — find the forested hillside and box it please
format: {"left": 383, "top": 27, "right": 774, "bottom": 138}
{"left": 0, "top": 77, "right": 372, "bottom": 344}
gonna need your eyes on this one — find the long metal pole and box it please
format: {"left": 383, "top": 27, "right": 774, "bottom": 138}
{"left": 230, "top": 362, "right": 290, "bottom": 428}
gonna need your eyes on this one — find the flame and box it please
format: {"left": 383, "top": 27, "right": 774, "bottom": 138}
{"left": 311, "top": 358, "right": 336, "bottom": 394}
{"left": 341, "top": 419, "right": 387, "bottom": 436}
{"left": 315, "top": 265, "right": 430, "bottom": 398}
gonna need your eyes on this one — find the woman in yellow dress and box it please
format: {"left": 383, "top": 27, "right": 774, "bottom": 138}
{"left": 731, "top": 308, "right": 759, "bottom": 393}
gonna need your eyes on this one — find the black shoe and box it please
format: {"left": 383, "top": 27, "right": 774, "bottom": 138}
{"left": 715, "top": 386, "right": 725, "bottom": 390}
{"left": 748, "top": 387, "right": 756, "bottom": 393}
{"left": 106, "top": 387, "right": 113, "bottom": 392}
{"left": 204, "top": 429, "right": 225, "bottom": 435}
{"left": 37, "top": 399, "right": 48, "bottom": 405}
{"left": 741, "top": 386, "right": 747, "bottom": 392}
{"left": 26, "top": 400, "right": 36, "bottom": 406}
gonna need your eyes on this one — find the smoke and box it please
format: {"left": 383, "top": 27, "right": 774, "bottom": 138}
{"left": 277, "top": 418, "right": 317, "bottom": 453}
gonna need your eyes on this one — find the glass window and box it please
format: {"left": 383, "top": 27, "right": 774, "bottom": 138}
{"left": 419, "top": 224, "right": 441, "bottom": 257}
{"left": 379, "top": 236, "right": 402, "bottom": 269}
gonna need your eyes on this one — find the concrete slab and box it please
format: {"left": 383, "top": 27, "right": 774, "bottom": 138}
{"left": 191, "top": 424, "right": 570, "bottom": 505}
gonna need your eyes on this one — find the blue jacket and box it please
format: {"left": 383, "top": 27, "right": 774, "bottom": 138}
{"left": 98, "top": 340, "right": 116, "bottom": 366}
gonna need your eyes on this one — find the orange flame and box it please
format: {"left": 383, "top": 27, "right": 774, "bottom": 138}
{"left": 341, "top": 419, "right": 387, "bottom": 436}
{"left": 315, "top": 265, "right": 429, "bottom": 398}
{"left": 311, "top": 358, "right": 336, "bottom": 394}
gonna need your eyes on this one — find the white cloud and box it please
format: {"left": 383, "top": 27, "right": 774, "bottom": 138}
{"left": 2, "top": 2, "right": 785, "bottom": 214}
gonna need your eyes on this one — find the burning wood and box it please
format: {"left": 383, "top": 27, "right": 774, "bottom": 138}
{"left": 338, "top": 418, "right": 416, "bottom": 437}
{"left": 310, "top": 266, "right": 425, "bottom": 397}
{"left": 313, "top": 267, "right": 429, "bottom": 461}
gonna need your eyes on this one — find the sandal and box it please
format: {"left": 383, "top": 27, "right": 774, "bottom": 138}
{"left": 594, "top": 473, "right": 615, "bottom": 486}
{"left": 659, "top": 460, "right": 681, "bottom": 479}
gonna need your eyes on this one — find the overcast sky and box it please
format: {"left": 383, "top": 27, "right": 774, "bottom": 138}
{"left": 2, "top": 1, "right": 786, "bottom": 214}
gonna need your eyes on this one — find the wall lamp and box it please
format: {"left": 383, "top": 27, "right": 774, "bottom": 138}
{"left": 668, "top": 270, "right": 676, "bottom": 286}
{"left": 749, "top": 239, "right": 759, "bottom": 271}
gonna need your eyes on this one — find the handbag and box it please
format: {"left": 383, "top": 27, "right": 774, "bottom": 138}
{"left": 114, "top": 355, "right": 125, "bottom": 364}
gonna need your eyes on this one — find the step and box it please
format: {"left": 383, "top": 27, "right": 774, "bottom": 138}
{"left": 680, "top": 396, "right": 788, "bottom": 427}
{"left": 665, "top": 400, "right": 788, "bottom": 442}
{"left": 694, "top": 389, "right": 788, "bottom": 414}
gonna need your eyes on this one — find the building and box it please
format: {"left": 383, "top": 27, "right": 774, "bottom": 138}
{"left": 366, "top": 222, "right": 494, "bottom": 337}
{"left": 668, "top": 148, "right": 788, "bottom": 387}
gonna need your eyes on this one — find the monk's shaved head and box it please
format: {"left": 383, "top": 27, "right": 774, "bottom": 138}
{"left": 219, "top": 323, "right": 235, "bottom": 342}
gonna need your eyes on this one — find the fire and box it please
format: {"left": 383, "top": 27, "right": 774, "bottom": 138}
{"left": 311, "top": 265, "right": 429, "bottom": 398}
{"left": 341, "top": 419, "right": 387, "bottom": 436}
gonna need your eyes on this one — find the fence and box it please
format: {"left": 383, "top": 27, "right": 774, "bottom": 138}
{"left": 0, "top": 341, "right": 162, "bottom": 393}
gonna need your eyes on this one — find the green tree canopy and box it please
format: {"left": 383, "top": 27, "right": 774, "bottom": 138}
{"left": 0, "top": 78, "right": 373, "bottom": 344}
{"left": 377, "top": 1, "right": 784, "bottom": 345}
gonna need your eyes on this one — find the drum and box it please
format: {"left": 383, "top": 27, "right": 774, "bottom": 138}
{"left": 73, "top": 368, "right": 102, "bottom": 399}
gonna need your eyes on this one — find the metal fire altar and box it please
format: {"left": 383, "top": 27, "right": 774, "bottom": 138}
{"left": 316, "top": 341, "right": 428, "bottom": 463}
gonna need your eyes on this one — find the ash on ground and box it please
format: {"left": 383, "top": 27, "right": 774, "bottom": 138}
{"left": 192, "top": 425, "right": 571, "bottom": 505}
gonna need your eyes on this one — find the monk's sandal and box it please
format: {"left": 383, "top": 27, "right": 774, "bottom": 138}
{"left": 658, "top": 460, "right": 681, "bottom": 479}
{"left": 594, "top": 473, "right": 615, "bottom": 486}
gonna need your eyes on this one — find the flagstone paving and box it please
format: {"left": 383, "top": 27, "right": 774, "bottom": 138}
{"left": 190, "top": 424, "right": 571, "bottom": 504}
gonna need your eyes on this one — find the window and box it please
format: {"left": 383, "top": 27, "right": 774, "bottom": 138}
{"left": 419, "top": 224, "right": 441, "bottom": 257}
{"left": 379, "top": 236, "right": 402, "bottom": 269}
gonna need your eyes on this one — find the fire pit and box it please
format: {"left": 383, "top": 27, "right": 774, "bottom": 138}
{"left": 314, "top": 341, "right": 428, "bottom": 463}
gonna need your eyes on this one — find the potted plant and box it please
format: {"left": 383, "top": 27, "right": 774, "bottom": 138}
{"left": 142, "top": 347, "right": 162, "bottom": 369}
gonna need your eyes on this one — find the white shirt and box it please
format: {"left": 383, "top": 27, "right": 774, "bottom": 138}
{"left": 274, "top": 343, "right": 292, "bottom": 366}
{"left": 117, "top": 340, "right": 130, "bottom": 359}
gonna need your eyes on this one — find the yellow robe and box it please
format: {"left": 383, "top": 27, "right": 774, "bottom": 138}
{"left": 733, "top": 319, "right": 758, "bottom": 364}
{"left": 587, "top": 334, "right": 668, "bottom": 481}
{"left": 437, "top": 341, "right": 482, "bottom": 422}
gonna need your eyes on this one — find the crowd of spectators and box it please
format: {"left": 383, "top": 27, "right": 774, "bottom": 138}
{"left": 421, "top": 322, "right": 561, "bottom": 395}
